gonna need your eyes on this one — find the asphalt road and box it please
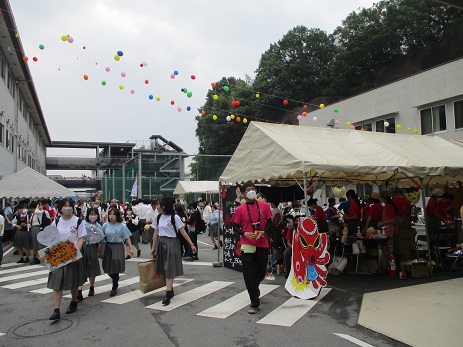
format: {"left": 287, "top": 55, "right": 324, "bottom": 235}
{"left": 1, "top": 236, "right": 460, "bottom": 347}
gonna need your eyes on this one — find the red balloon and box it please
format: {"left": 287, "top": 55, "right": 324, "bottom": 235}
{"left": 83, "top": 74, "right": 89, "bottom": 80}
{"left": 235, "top": 100, "right": 240, "bottom": 107}
{"left": 413, "top": 184, "right": 420, "bottom": 190}
{"left": 303, "top": 104, "right": 308, "bottom": 109}
{"left": 170, "top": 100, "right": 175, "bottom": 105}
{"left": 191, "top": 75, "right": 196, "bottom": 80}
{"left": 140, "top": 63, "right": 144, "bottom": 67}
{"left": 23, "top": 56, "right": 28, "bottom": 62}
{"left": 33, "top": 57, "right": 38, "bottom": 62}
{"left": 283, "top": 99, "right": 289, "bottom": 105}
{"left": 145, "top": 79, "right": 149, "bottom": 84}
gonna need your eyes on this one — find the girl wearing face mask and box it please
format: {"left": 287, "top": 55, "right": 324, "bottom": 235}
{"left": 12, "top": 203, "right": 31, "bottom": 264}
{"left": 101, "top": 208, "right": 133, "bottom": 297}
{"left": 124, "top": 207, "right": 141, "bottom": 259}
{"left": 47, "top": 198, "right": 87, "bottom": 321}
{"left": 29, "top": 201, "right": 50, "bottom": 265}
{"left": 80, "top": 207, "right": 103, "bottom": 298}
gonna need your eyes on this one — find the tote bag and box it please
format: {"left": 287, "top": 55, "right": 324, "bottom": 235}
{"left": 138, "top": 259, "right": 167, "bottom": 294}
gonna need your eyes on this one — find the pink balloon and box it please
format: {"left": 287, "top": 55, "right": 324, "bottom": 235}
{"left": 170, "top": 73, "right": 175, "bottom": 79}
{"left": 130, "top": 89, "right": 135, "bottom": 94}
{"left": 67, "top": 36, "right": 74, "bottom": 43}
{"left": 350, "top": 125, "right": 355, "bottom": 129}
{"left": 177, "top": 107, "right": 182, "bottom": 112}
{"left": 297, "top": 115, "right": 302, "bottom": 120}
{"left": 121, "top": 72, "right": 126, "bottom": 77}
{"left": 335, "top": 120, "right": 340, "bottom": 125}
{"left": 226, "top": 116, "right": 231, "bottom": 121}
{"left": 105, "top": 67, "right": 110, "bottom": 72}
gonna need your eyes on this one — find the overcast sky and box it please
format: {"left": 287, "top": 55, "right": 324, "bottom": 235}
{"left": 10, "top": 0, "right": 375, "bottom": 176}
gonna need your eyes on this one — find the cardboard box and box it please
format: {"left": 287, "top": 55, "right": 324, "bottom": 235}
{"left": 411, "top": 261, "right": 429, "bottom": 278}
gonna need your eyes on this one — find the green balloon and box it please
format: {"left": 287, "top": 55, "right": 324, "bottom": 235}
{"left": 39, "top": 44, "right": 45, "bottom": 50}
{"left": 183, "top": 88, "right": 188, "bottom": 93}
{"left": 223, "top": 86, "right": 230, "bottom": 92}
{"left": 101, "top": 80, "right": 106, "bottom": 86}
{"left": 187, "top": 91, "right": 192, "bottom": 98}
{"left": 333, "top": 108, "right": 339, "bottom": 113}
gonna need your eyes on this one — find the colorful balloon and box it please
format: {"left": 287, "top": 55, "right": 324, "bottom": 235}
{"left": 145, "top": 79, "right": 149, "bottom": 84}
{"left": 170, "top": 100, "right": 175, "bottom": 105}
{"left": 174, "top": 70, "right": 179, "bottom": 75}
{"left": 39, "top": 44, "right": 45, "bottom": 50}
{"left": 201, "top": 110, "right": 206, "bottom": 115}
{"left": 384, "top": 121, "right": 390, "bottom": 127}
{"left": 230, "top": 114, "right": 235, "bottom": 120}
{"left": 187, "top": 91, "right": 192, "bottom": 98}
{"left": 105, "top": 67, "right": 110, "bottom": 72}
{"left": 297, "top": 115, "right": 302, "bottom": 120}
{"left": 170, "top": 74, "right": 175, "bottom": 79}
{"left": 117, "top": 50, "right": 123, "bottom": 56}
{"left": 333, "top": 108, "right": 338, "bottom": 113}
{"left": 83, "top": 74, "right": 88, "bottom": 80}
{"left": 67, "top": 36, "right": 74, "bottom": 43}
{"left": 243, "top": 118, "right": 248, "bottom": 124}
{"left": 397, "top": 124, "right": 402, "bottom": 130}
{"left": 130, "top": 89, "right": 135, "bottom": 94}
{"left": 346, "top": 121, "right": 351, "bottom": 126}
{"left": 414, "top": 129, "right": 419, "bottom": 134}
{"left": 149, "top": 94, "right": 154, "bottom": 100}
{"left": 213, "top": 115, "right": 217, "bottom": 120}
{"left": 303, "top": 105, "right": 308, "bottom": 109}
{"left": 320, "top": 104, "right": 325, "bottom": 109}
{"left": 223, "top": 86, "right": 230, "bottom": 92}
{"left": 156, "top": 96, "right": 160, "bottom": 101}
{"left": 350, "top": 125, "right": 355, "bottom": 130}
{"left": 177, "top": 107, "right": 182, "bottom": 112}
{"left": 255, "top": 93, "right": 260, "bottom": 98}
{"left": 236, "top": 117, "right": 241, "bottom": 122}
{"left": 114, "top": 55, "right": 120, "bottom": 61}
{"left": 213, "top": 95, "right": 218, "bottom": 100}
{"left": 335, "top": 120, "right": 340, "bottom": 125}
{"left": 187, "top": 106, "right": 191, "bottom": 111}
{"left": 61, "top": 35, "right": 68, "bottom": 41}
{"left": 183, "top": 88, "right": 188, "bottom": 93}
{"left": 15, "top": 33, "right": 19, "bottom": 38}
{"left": 413, "top": 184, "right": 420, "bottom": 189}
{"left": 283, "top": 99, "right": 289, "bottom": 105}
{"left": 191, "top": 75, "right": 196, "bottom": 80}
{"left": 226, "top": 116, "right": 231, "bottom": 121}
{"left": 312, "top": 116, "right": 317, "bottom": 121}
{"left": 121, "top": 72, "right": 126, "bottom": 77}
{"left": 101, "top": 80, "right": 106, "bottom": 86}
{"left": 119, "top": 85, "right": 124, "bottom": 90}
{"left": 22, "top": 56, "right": 28, "bottom": 62}
{"left": 302, "top": 112, "right": 307, "bottom": 117}
{"left": 211, "top": 82, "right": 217, "bottom": 88}
{"left": 408, "top": 127, "right": 412, "bottom": 132}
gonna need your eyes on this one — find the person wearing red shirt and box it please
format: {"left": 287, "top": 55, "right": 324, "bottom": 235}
{"left": 232, "top": 181, "right": 272, "bottom": 314}
{"left": 363, "top": 192, "right": 383, "bottom": 231}
{"left": 308, "top": 198, "right": 328, "bottom": 233}
{"left": 426, "top": 189, "right": 449, "bottom": 240}
{"left": 343, "top": 189, "right": 362, "bottom": 235}
{"left": 390, "top": 186, "right": 411, "bottom": 227}
{"left": 378, "top": 191, "right": 396, "bottom": 253}
{"left": 437, "top": 193, "right": 454, "bottom": 222}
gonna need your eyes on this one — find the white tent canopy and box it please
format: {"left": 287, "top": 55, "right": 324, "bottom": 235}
{"left": 0, "top": 167, "right": 76, "bottom": 199}
{"left": 173, "top": 181, "right": 219, "bottom": 195}
{"left": 219, "top": 122, "right": 463, "bottom": 186}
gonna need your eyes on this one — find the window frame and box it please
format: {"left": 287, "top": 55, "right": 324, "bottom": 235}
{"left": 454, "top": 99, "right": 463, "bottom": 130}
{"left": 420, "top": 104, "right": 447, "bottom": 135}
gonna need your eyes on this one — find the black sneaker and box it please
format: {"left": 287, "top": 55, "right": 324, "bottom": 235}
{"left": 24, "top": 258, "right": 30, "bottom": 263}
{"left": 49, "top": 309, "right": 60, "bottom": 320}
{"left": 110, "top": 289, "right": 117, "bottom": 297}
{"left": 17, "top": 258, "right": 26, "bottom": 263}
{"left": 66, "top": 301, "right": 78, "bottom": 314}
{"left": 30, "top": 258, "right": 40, "bottom": 265}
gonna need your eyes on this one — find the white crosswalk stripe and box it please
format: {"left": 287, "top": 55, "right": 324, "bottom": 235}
{"left": 197, "top": 284, "right": 279, "bottom": 319}
{"left": 102, "top": 278, "right": 194, "bottom": 304}
{"left": 0, "top": 262, "right": 331, "bottom": 327}
{"left": 145, "top": 281, "right": 234, "bottom": 311}
{"left": 257, "top": 288, "right": 332, "bottom": 326}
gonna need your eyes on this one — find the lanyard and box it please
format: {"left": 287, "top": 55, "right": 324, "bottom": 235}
{"left": 245, "top": 201, "right": 261, "bottom": 224}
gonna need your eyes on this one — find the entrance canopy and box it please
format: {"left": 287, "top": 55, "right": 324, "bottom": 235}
{"left": 0, "top": 167, "right": 75, "bottom": 199}
{"left": 173, "top": 181, "right": 219, "bottom": 195}
{"left": 219, "top": 122, "right": 463, "bottom": 186}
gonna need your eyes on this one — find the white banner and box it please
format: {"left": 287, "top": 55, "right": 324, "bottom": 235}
{"left": 130, "top": 178, "right": 138, "bottom": 197}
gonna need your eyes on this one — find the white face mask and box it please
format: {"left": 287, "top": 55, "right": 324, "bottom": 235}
{"left": 89, "top": 215, "right": 98, "bottom": 223}
{"left": 61, "top": 207, "right": 73, "bottom": 216}
{"left": 246, "top": 190, "right": 257, "bottom": 200}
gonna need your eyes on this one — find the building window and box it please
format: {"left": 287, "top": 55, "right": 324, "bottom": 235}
{"left": 454, "top": 100, "right": 463, "bottom": 130}
{"left": 7, "top": 68, "right": 15, "bottom": 97}
{"left": 0, "top": 122, "right": 3, "bottom": 146}
{"left": 420, "top": 105, "right": 446, "bottom": 135}
{"left": 376, "top": 117, "right": 396, "bottom": 133}
{"left": 17, "top": 143, "right": 22, "bottom": 159}
{"left": 6, "top": 129, "right": 14, "bottom": 152}
{"left": 0, "top": 55, "right": 5, "bottom": 81}
{"left": 355, "top": 123, "right": 373, "bottom": 131}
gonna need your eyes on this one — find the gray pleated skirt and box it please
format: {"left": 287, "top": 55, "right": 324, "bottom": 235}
{"left": 14, "top": 229, "right": 30, "bottom": 249}
{"left": 29, "top": 226, "right": 44, "bottom": 251}
{"left": 130, "top": 230, "right": 140, "bottom": 246}
{"left": 47, "top": 259, "right": 87, "bottom": 290}
{"left": 82, "top": 243, "right": 101, "bottom": 278}
{"left": 102, "top": 243, "right": 125, "bottom": 275}
{"left": 156, "top": 236, "right": 183, "bottom": 278}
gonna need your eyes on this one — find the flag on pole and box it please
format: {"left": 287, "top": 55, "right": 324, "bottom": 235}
{"left": 130, "top": 178, "right": 138, "bottom": 197}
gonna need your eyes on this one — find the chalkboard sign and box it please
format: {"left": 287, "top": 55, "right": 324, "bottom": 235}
{"left": 222, "top": 185, "right": 243, "bottom": 271}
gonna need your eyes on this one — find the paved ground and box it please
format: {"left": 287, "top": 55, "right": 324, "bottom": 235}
{"left": 1, "top": 236, "right": 462, "bottom": 347}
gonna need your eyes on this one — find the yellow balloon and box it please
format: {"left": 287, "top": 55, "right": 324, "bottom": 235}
{"left": 15, "top": 33, "right": 19, "bottom": 38}
{"left": 346, "top": 121, "right": 351, "bottom": 126}
{"left": 407, "top": 127, "right": 412, "bottom": 132}
{"left": 230, "top": 114, "right": 235, "bottom": 120}
{"left": 243, "top": 118, "right": 248, "bottom": 123}
{"left": 61, "top": 35, "right": 67, "bottom": 41}
{"left": 414, "top": 129, "right": 419, "bottom": 134}
{"left": 144, "top": 224, "right": 151, "bottom": 231}
{"left": 114, "top": 54, "right": 120, "bottom": 61}
{"left": 397, "top": 124, "right": 402, "bottom": 130}
{"left": 255, "top": 93, "right": 260, "bottom": 98}
{"left": 119, "top": 85, "right": 124, "bottom": 90}
{"left": 213, "top": 95, "right": 218, "bottom": 100}
{"left": 212, "top": 115, "right": 217, "bottom": 120}
{"left": 156, "top": 96, "right": 160, "bottom": 101}
{"left": 320, "top": 104, "right": 325, "bottom": 109}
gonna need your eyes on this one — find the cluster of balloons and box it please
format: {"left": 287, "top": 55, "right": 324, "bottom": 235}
{"left": 61, "top": 34, "right": 74, "bottom": 43}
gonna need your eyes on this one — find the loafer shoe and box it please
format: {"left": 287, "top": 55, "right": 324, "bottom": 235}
{"left": 77, "top": 290, "right": 84, "bottom": 301}
{"left": 247, "top": 306, "right": 259, "bottom": 314}
{"left": 137, "top": 250, "right": 141, "bottom": 257}
{"left": 17, "top": 258, "right": 26, "bottom": 263}
{"left": 125, "top": 255, "right": 131, "bottom": 260}
{"left": 66, "top": 302, "right": 78, "bottom": 314}
{"left": 49, "top": 310, "right": 60, "bottom": 320}
{"left": 110, "top": 289, "right": 117, "bottom": 297}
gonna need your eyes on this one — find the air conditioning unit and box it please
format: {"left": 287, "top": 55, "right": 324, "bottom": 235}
{"left": 326, "top": 118, "right": 335, "bottom": 127}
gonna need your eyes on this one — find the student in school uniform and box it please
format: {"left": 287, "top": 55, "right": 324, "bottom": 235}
{"left": 47, "top": 198, "right": 87, "bottom": 320}
{"left": 101, "top": 208, "right": 133, "bottom": 297}
{"left": 29, "top": 201, "right": 50, "bottom": 265}
{"left": 13, "top": 203, "right": 31, "bottom": 264}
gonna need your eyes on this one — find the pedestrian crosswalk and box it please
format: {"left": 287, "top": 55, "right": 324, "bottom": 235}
{"left": 0, "top": 262, "right": 331, "bottom": 327}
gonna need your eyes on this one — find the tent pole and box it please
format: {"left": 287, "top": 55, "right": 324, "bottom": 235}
{"left": 420, "top": 179, "right": 433, "bottom": 277}
{"left": 213, "top": 181, "right": 223, "bottom": 267}
{"left": 303, "top": 172, "right": 308, "bottom": 216}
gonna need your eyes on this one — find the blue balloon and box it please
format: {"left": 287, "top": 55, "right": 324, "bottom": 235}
{"left": 117, "top": 50, "right": 123, "bottom": 56}
{"left": 181, "top": 88, "right": 184, "bottom": 92}
{"left": 174, "top": 70, "right": 178, "bottom": 75}
{"left": 187, "top": 106, "right": 191, "bottom": 111}
{"left": 149, "top": 94, "right": 154, "bottom": 100}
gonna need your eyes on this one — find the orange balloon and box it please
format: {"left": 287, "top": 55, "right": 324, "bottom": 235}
{"left": 211, "top": 82, "right": 217, "bottom": 88}
{"left": 302, "top": 112, "right": 307, "bottom": 117}
{"left": 83, "top": 74, "right": 89, "bottom": 80}
{"left": 303, "top": 104, "right": 308, "bottom": 109}
{"left": 236, "top": 117, "right": 241, "bottom": 122}
{"left": 23, "top": 56, "right": 28, "bottom": 62}
{"left": 145, "top": 79, "right": 149, "bottom": 84}
{"left": 201, "top": 110, "right": 206, "bottom": 116}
